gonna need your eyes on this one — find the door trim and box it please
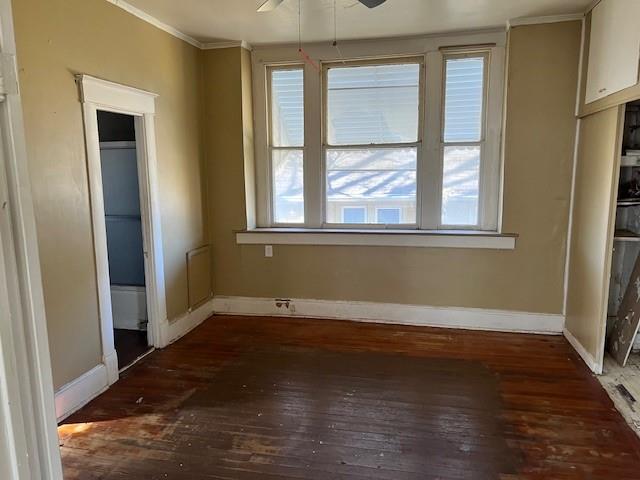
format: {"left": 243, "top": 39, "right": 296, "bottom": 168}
{"left": 0, "top": 0, "right": 63, "bottom": 476}
{"left": 78, "top": 75, "right": 168, "bottom": 386}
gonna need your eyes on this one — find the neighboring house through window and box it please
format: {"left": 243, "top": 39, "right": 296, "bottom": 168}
{"left": 342, "top": 206, "right": 367, "bottom": 224}
{"left": 376, "top": 208, "right": 402, "bottom": 224}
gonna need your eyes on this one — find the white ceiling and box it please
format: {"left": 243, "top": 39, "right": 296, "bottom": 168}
{"left": 120, "top": 0, "right": 592, "bottom": 46}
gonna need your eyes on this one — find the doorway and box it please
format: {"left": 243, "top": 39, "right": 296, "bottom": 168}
{"left": 79, "top": 74, "right": 168, "bottom": 387}
{"left": 97, "top": 111, "right": 152, "bottom": 371}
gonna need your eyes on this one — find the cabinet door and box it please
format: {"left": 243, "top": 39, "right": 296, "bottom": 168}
{"left": 585, "top": 0, "right": 640, "bottom": 104}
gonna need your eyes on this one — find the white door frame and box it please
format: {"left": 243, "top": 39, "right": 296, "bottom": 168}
{"left": 0, "top": 0, "right": 64, "bottom": 476}
{"left": 78, "top": 75, "right": 168, "bottom": 386}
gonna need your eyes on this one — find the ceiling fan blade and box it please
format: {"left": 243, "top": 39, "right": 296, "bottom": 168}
{"left": 257, "top": 0, "right": 284, "bottom": 12}
{"left": 358, "top": 0, "right": 387, "bottom": 8}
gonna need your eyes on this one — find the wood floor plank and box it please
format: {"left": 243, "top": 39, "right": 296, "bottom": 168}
{"left": 59, "top": 315, "right": 640, "bottom": 479}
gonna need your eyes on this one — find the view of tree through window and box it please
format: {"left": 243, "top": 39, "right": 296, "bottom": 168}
{"left": 325, "top": 63, "right": 420, "bottom": 225}
{"left": 441, "top": 56, "right": 485, "bottom": 226}
{"left": 265, "top": 50, "right": 493, "bottom": 230}
{"left": 270, "top": 68, "right": 304, "bottom": 223}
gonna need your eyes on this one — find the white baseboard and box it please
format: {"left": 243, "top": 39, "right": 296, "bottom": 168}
{"left": 563, "top": 328, "right": 602, "bottom": 374}
{"left": 212, "top": 295, "right": 565, "bottom": 335}
{"left": 55, "top": 364, "right": 109, "bottom": 422}
{"left": 54, "top": 299, "right": 215, "bottom": 423}
{"left": 166, "top": 297, "right": 215, "bottom": 344}
{"left": 104, "top": 349, "right": 119, "bottom": 385}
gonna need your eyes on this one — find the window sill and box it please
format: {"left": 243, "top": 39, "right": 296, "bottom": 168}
{"left": 236, "top": 228, "right": 517, "bottom": 250}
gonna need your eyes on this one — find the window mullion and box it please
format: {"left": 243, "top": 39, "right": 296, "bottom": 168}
{"left": 305, "top": 63, "right": 323, "bottom": 228}
{"left": 479, "top": 48, "right": 504, "bottom": 231}
{"left": 421, "top": 51, "right": 444, "bottom": 230}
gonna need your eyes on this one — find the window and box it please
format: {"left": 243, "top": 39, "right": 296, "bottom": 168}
{"left": 342, "top": 206, "right": 367, "bottom": 224}
{"left": 325, "top": 63, "right": 420, "bottom": 226}
{"left": 255, "top": 37, "right": 504, "bottom": 233}
{"left": 441, "top": 55, "right": 486, "bottom": 227}
{"left": 376, "top": 208, "right": 401, "bottom": 224}
{"left": 269, "top": 68, "right": 304, "bottom": 224}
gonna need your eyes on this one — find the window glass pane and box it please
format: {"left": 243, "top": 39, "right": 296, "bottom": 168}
{"left": 443, "top": 57, "right": 485, "bottom": 143}
{"left": 272, "top": 150, "right": 304, "bottom": 223}
{"left": 326, "top": 148, "right": 416, "bottom": 224}
{"left": 441, "top": 146, "right": 480, "bottom": 226}
{"left": 271, "top": 69, "right": 304, "bottom": 147}
{"left": 343, "top": 207, "right": 366, "bottom": 224}
{"left": 376, "top": 208, "right": 401, "bottom": 224}
{"left": 327, "top": 64, "right": 420, "bottom": 145}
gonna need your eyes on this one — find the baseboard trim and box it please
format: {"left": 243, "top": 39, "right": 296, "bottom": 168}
{"left": 212, "top": 295, "right": 565, "bottom": 335}
{"left": 563, "top": 328, "right": 602, "bottom": 374}
{"left": 54, "top": 299, "right": 216, "bottom": 423}
{"left": 54, "top": 364, "right": 109, "bottom": 422}
{"left": 166, "top": 297, "right": 215, "bottom": 344}
{"left": 104, "top": 350, "right": 119, "bottom": 386}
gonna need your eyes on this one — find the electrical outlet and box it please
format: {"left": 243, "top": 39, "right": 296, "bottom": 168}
{"left": 265, "top": 245, "right": 273, "bottom": 257}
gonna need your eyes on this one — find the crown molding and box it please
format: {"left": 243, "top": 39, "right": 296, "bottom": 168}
{"left": 202, "top": 40, "right": 253, "bottom": 51}
{"left": 106, "top": 0, "right": 582, "bottom": 51}
{"left": 586, "top": 0, "right": 602, "bottom": 14}
{"left": 105, "top": 0, "right": 203, "bottom": 48}
{"left": 507, "top": 13, "right": 584, "bottom": 30}
{"left": 105, "top": 0, "right": 253, "bottom": 51}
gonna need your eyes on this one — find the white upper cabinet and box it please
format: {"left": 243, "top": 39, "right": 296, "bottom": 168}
{"left": 585, "top": 0, "right": 640, "bottom": 104}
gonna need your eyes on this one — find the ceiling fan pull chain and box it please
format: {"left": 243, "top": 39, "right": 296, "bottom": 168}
{"left": 298, "top": 0, "right": 301, "bottom": 52}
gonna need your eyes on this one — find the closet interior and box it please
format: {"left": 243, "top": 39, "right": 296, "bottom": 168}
{"left": 602, "top": 100, "right": 640, "bottom": 432}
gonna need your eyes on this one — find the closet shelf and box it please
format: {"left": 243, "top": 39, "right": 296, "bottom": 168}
{"left": 614, "top": 229, "right": 640, "bottom": 242}
{"left": 617, "top": 200, "right": 640, "bottom": 207}
{"left": 621, "top": 155, "right": 640, "bottom": 167}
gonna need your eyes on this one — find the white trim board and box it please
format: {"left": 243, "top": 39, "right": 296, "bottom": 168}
{"left": 166, "top": 297, "right": 215, "bottom": 344}
{"left": 104, "top": 0, "right": 587, "bottom": 52}
{"left": 563, "top": 328, "right": 602, "bottom": 374}
{"left": 54, "top": 364, "right": 109, "bottom": 422}
{"left": 202, "top": 40, "right": 252, "bottom": 51}
{"left": 236, "top": 229, "right": 517, "bottom": 250}
{"left": 54, "top": 298, "right": 215, "bottom": 423}
{"left": 105, "top": 0, "right": 254, "bottom": 51}
{"left": 105, "top": 0, "right": 202, "bottom": 48}
{"left": 78, "top": 74, "right": 169, "bottom": 394}
{"left": 0, "top": 0, "right": 64, "bottom": 475}
{"left": 212, "top": 296, "right": 565, "bottom": 335}
{"left": 507, "top": 14, "right": 584, "bottom": 29}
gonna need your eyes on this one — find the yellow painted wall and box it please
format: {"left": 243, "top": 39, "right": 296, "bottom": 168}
{"left": 204, "top": 22, "right": 582, "bottom": 316}
{"left": 13, "top": 3, "right": 584, "bottom": 389}
{"left": 13, "top": 0, "right": 207, "bottom": 389}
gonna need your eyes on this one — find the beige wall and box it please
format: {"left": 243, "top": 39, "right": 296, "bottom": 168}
{"left": 14, "top": 0, "right": 207, "bottom": 389}
{"left": 205, "top": 22, "right": 582, "bottom": 315}
{"left": 14, "top": 6, "right": 583, "bottom": 388}
{"left": 203, "top": 47, "right": 248, "bottom": 297}
{"left": 565, "top": 106, "right": 623, "bottom": 366}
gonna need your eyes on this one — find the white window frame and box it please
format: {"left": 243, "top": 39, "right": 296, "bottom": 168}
{"left": 322, "top": 57, "right": 424, "bottom": 229}
{"left": 266, "top": 64, "right": 306, "bottom": 227}
{"left": 251, "top": 32, "right": 506, "bottom": 234}
{"left": 437, "top": 49, "right": 499, "bottom": 230}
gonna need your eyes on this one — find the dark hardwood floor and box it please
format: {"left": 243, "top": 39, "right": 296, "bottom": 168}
{"left": 59, "top": 316, "right": 640, "bottom": 479}
{"left": 114, "top": 328, "right": 152, "bottom": 370}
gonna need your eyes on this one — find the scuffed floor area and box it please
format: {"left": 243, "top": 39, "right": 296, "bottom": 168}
{"left": 599, "top": 354, "right": 640, "bottom": 437}
{"left": 59, "top": 315, "right": 640, "bottom": 479}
